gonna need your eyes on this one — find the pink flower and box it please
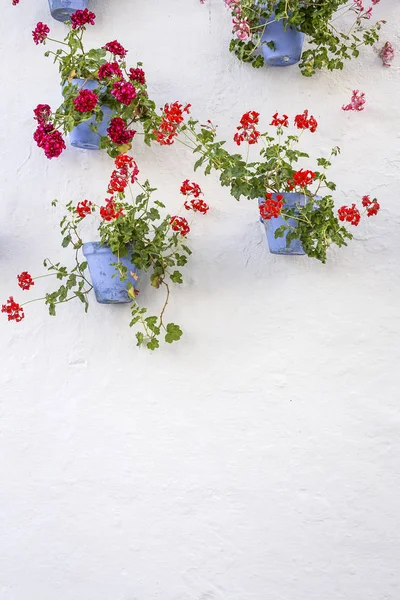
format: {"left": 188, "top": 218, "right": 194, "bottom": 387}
{"left": 98, "top": 61, "right": 122, "bottom": 80}
{"left": 70, "top": 8, "right": 96, "bottom": 29}
{"left": 111, "top": 81, "right": 136, "bottom": 105}
{"left": 12, "top": 0, "right": 20, "bottom": 5}
{"left": 33, "top": 104, "right": 51, "bottom": 123}
{"left": 380, "top": 42, "right": 395, "bottom": 67}
{"left": 33, "top": 123, "right": 65, "bottom": 158}
{"left": 42, "top": 130, "right": 66, "bottom": 159}
{"left": 33, "top": 123, "right": 54, "bottom": 148}
{"left": 232, "top": 14, "right": 250, "bottom": 40}
{"left": 102, "top": 40, "right": 127, "bottom": 57}
{"left": 129, "top": 68, "right": 146, "bottom": 85}
{"left": 107, "top": 117, "right": 136, "bottom": 146}
{"left": 73, "top": 89, "right": 98, "bottom": 113}
{"left": 342, "top": 90, "right": 366, "bottom": 112}
{"left": 32, "top": 22, "right": 50, "bottom": 45}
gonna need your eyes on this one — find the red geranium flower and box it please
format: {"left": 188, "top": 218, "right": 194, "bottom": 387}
{"left": 1, "top": 297, "right": 24, "bottom": 322}
{"left": 73, "top": 89, "right": 98, "bottom": 113}
{"left": 76, "top": 200, "right": 93, "bottom": 218}
{"left": 180, "top": 180, "right": 202, "bottom": 198}
{"left": 294, "top": 110, "right": 318, "bottom": 133}
{"left": 70, "top": 8, "right": 96, "bottom": 29}
{"left": 154, "top": 102, "right": 191, "bottom": 146}
{"left": 32, "top": 22, "right": 50, "bottom": 45}
{"left": 102, "top": 40, "right": 127, "bottom": 57}
{"left": 100, "top": 198, "right": 124, "bottom": 221}
{"left": 259, "top": 194, "right": 284, "bottom": 220}
{"left": 270, "top": 113, "right": 289, "bottom": 127}
{"left": 338, "top": 204, "right": 361, "bottom": 226}
{"left": 233, "top": 110, "right": 260, "bottom": 146}
{"left": 184, "top": 198, "right": 209, "bottom": 214}
{"left": 288, "top": 169, "right": 316, "bottom": 189}
{"left": 17, "top": 272, "right": 34, "bottom": 291}
{"left": 170, "top": 216, "right": 190, "bottom": 236}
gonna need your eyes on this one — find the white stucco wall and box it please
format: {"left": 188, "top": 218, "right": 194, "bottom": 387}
{"left": 1, "top": 1, "right": 400, "bottom": 598}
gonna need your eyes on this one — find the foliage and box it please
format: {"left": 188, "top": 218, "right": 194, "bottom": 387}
{"left": 4, "top": 156, "right": 210, "bottom": 349}
{"left": 33, "top": 18, "right": 158, "bottom": 157}
{"left": 226, "top": 0, "right": 384, "bottom": 75}
{"left": 169, "top": 108, "right": 378, "bottom": 263}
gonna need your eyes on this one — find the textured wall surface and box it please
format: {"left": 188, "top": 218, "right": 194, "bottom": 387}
{"left": 1, "top": 1, "right": 400, "bottom": 599}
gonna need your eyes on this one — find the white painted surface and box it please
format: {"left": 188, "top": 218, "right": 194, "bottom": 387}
{"left": 1, "top": 1, "right": 400, "bottom": 599}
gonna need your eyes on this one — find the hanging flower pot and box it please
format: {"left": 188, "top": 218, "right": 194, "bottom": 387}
{"left": 82, "top": 242, "right": 140, "bottom": 304}
{"left": 261, "top": 18, "right": 305, "bottom": 66}
{"left": 67, "top": 79, "right": 113, "bottom": 151}
{"left": 32, "top": 18, "right": 158, "bottom": 160}
{"left": 48, "top": 0, "right": 88, "bottom": 23}
{"left": 179, "top": 108, "right": 381, "bottom": 264}
{"left": 2, "top": 156, "right": 210, "bottom": 349}
{"left": 223, "top": 1, "right": 384, "bottom": 74}
{"left": 259, "top": 193, "right": 305, "bottom": 255}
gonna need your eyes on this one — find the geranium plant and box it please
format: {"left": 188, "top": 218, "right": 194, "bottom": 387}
{"left": 224, "top": 0, "right": 384, "bottom": 75}
{"left": 32, "top": 9, "right": 159, "bottom": 159}
{"left": 2, "top": 156, "right": 210, "bottom": 350}
{"left": 155, "top": 105, "right": 380, "bottom": 263}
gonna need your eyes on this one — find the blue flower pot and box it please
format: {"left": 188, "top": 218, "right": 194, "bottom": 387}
{"left": 83, "top": 242, "right": 140, "bottom": 304}
{"left": 68, "top": 79, "right": 113, "bottom": 151}
{"left": 261, "top": 17, "right": 304, "bottom": 66}
{"left": 259, "top": 193, "right": 305, "bottom": 255}
{"left": 48, "top": 0, "right": 88, "bottom": 22}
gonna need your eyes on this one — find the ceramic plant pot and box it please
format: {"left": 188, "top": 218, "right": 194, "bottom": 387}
{"left": 83, "top": 242, "right": 140, "bottom": 304}
{"left": 67, "top": 79, "right": 113, "bottom": 150}
{"left": 261, "top": 15, "right": 304, "bottom": 66}
{"left": 259, "top": 192, "right": 306, "bottom": 255}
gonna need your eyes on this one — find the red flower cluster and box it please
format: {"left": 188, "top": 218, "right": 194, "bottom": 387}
{"left": 294, "top": 110, "right": 318, "bottom": 133}
{"left": 32, "top": 22, "right": 50, "bottom": 45}
{"left": 170, "top": 216, "right": 190, "bottom": 236}
{"left": 76, "top": 199, "right": 93, "bottom": 218}
{"left": 1, "top": 297, "right": 24, "bottom": 322}
{"left": 181, "top": 179, "right": 209, "bottom": 214}
{"left": 100, "top": 198, "right": 124, "bottom": 221}
{"left": 362, "top": 195, "right": 380, "bottom": 217}
{"left": 73, "top": 89, "right": 98, "bottom": 113}
{"left": 33, "top": 123, "right": 66, "bottom": 159}
{"left": 234, "top": 111, "right": 260, "bottom": 146}
{"left": 17, "top": 272, "right": 34, "bottom": 291}
{"left": 288, "top": 169, "right": 316, "bottom": 189}
{"left": 270, "top": 113, "right": 289, "bottom": 127}
{"left": 98, "top": 61, "right": 122, "bottom": 80}
{"left": 12, "top": 0, "right": 20, "bottom": 5}
{"left": 108, "top": 154, "right": 139, "bottom": 194}
{"left": 155, "top": 102, "right": 191, "bottom": 146}
{"left": 102, "top": 40, "right": 127, "bottom": 57}
{"left": 259, "top": 194, "right": 284, "bottom": 220}
{"left": 70, "top": 8, "right": 96, "bottom": 29}
{"left": 34, "top": 104, "right": 51, "bottom": 123}
{"left": 180, "top": 180, "right": 202, "bottom": 198}
{"left": 129, "top": 68, "right": 146, "bottom": 85}
{"left": 107, "top": 117, "right": 136, "bottom": 146}
{"left": 338, "top": 204, "right": 361, "bottom": 226}
{"left": 185, "top": 198, "right": 209, "bottom": 214}
{"left": 111, "top": 80, "right": 136, "bottom": 105}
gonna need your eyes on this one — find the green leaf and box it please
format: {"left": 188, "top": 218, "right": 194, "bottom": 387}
{"left": 170, "top": 270, "right": 183, "bottom": 284}
{"left": 147, "top": 338, "right": 160, "bottom": 351}
{"left": 165, "top": 323, "right": 183, "bottom": 344}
